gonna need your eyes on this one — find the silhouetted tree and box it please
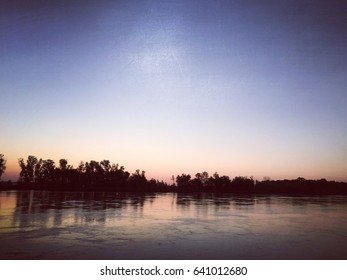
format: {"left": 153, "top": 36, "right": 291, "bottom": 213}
{"left": 296, "top": 177, "right": 306, "bottom": 182}
{"left": 34, "top": 158, "right": 43, "bottom": 183}
{"left": 18, "top": 155, "right": 39, "bottom": 183}
{"left": 27, "top": 155, "right": 39, "bottom": 182}
{"left": 148, "top": 178, "right": 157, "bottom": 189}
{"left": 190, "top": 178, "right": 203, "bottom": 189}
{"left": 219, "top": 175, "right": 232, "bottom": 188}
{"left": 128, "top": 169, "right": 147, "bottom": 189}
{"left": 18, "top": 158, "right": 28, "bottom": 183}
{"left": 176, "top": 174, "right": 191, "bottom": 188}
{"left": 59, "top": 159, "right": 68, "bottom": 185}
{"left": 59, "top": 159, "right": 68, "bottom": 170}
{"left": 171, "top": 175, "right": 175, "bottom": 186}
{"left": 82, "top": 160, "right": 103, "bottom": 188}
{"left": 146, "top": 178, "right": 169, "bottom": 191}
{"left": 207, "top": 172, "right": 231, "bottom": 189}
{"left": 231, "top": 176, "right": 254, "bottom": 192}
{"left": 100, "top": 160, "right": 111, "bottom": 173}
{"left": 100, "top": 163, "right": 125, "bottom": 188}
{"left": 195, "top": 171, "right": 209, "bottom": 187}
{"left": 35, "top": 159, "right": 56, "bottom": 185}
{"left": 0, "top": 154, "right": 6, "bottom": 180}
{"left": 77, "top": 161, "right": 85, "bottom": 173}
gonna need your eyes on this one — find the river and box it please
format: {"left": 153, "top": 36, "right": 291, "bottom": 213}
{"left": 0, "top": 191, "right": 346, "bottom": 259}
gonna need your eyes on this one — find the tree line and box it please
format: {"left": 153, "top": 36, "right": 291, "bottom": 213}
{"left": 15, "top": 155, "right": 157, "bottom": 191}
{"left": 0, "top": 154, "right": 346, "bottom": 194}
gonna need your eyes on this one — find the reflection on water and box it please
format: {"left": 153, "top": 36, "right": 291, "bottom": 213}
{"left": 0, "top": 191, "right": 347, "bottom": 259}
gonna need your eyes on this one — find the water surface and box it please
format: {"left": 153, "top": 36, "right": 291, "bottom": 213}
{"left": 0, "top": 191, "right": 346, "bottom": 259}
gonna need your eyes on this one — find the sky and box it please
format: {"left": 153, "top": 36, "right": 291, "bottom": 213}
{"left": 1, "top": 0, "right": 347, "bottom": 183}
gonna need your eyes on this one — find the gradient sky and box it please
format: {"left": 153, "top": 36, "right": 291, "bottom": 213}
{"left": 1, "top": 0, "right": 347, "bottom": 182}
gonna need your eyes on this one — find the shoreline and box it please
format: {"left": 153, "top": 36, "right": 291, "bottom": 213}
{"left": 1, "top": 181, "right": 347, "bottom": 195}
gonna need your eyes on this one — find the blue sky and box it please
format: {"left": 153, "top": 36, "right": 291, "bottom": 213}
{"left": 1, "top": 0, "right": 347, "bottom": 182}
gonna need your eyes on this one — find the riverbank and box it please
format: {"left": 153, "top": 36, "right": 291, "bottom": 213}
{"left": 1, "top": 179, "right": 347, "bottom": 195}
